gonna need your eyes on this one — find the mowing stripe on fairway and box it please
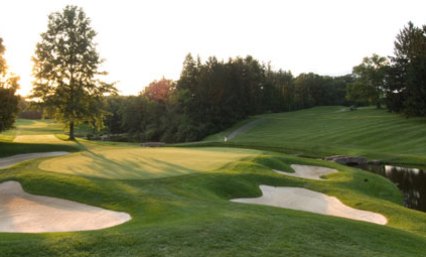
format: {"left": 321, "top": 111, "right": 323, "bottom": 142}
{"left": 39, "top": 147, "right": 260, "bottom": 179}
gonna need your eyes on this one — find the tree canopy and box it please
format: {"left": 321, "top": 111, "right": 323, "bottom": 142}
{"left": 31, "top": 5, "right": 115, "bottom": 139}
{"left": 0, "top": 37, "right": 19, "bottom": 133}
{"left": 347, "top": 54, "right": 389, "bottom": 108}
{"left": 385, "top": 22, "right": 426, "bottom": 116}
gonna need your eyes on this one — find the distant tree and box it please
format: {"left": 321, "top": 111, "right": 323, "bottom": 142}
{"left": 328, "top": 75, "right": 353, "bottom": 106}
{"left": 265, "top": 68, "right": 294, "bottom": 111}
{"left": 106, "top": 53, "right": 352, "bottom": 144}
{"left": 384, "top": 64, "right": 405, "bottom": 113}
{"left": 346, "top": 54, "right": 389, "bottom": 108}
{"left": 294, "top": 73, "right": 320, "bottom": 108}
{"left": 142, "top": 78, "right": 173, "bottom": 103}
{"left": 32, "top": 5, "right": 116, "bottom": 140}
{"left": 0, "top": 37, "right": 20, "bottom": 132}
{"left": 387, "top": 22, "right": 426, "bottom": 116}
{"left": 104, "top": 95, "right": 128, "bottom": 134}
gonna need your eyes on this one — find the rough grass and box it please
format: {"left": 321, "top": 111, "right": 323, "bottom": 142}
{"left": 205, "top": 106, "right": 426, "bottom": 166}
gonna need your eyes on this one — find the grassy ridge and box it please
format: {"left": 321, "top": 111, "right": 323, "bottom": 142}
{"left": 205, "top": 106, "right": 426, "bottom": 165}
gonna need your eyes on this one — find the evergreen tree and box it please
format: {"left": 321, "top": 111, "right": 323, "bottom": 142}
{"left": 389, "top": 22, "right": 426, "bottom": 116}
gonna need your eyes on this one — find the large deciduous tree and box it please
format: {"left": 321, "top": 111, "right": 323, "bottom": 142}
{"left": 346, "top": 54, "right": 389, "bottom": 108}
{"left": 0, "top": 37, "right": 19, "bottom": 133}
{"left": 32, "top": 5, "right": 115, "bottom": 140}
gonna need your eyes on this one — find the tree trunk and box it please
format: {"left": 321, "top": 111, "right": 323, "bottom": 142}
{"left": 69, "top": 121, "right": 75, "bottom": 140}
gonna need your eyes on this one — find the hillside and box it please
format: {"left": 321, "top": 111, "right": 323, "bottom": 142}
{"left": 206, "top": 106, "right": 426, "bottom": 165}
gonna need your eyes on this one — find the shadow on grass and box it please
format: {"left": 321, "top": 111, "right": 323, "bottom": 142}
{"left": 0, "top": 142, "right": 80, "bottom": 158}
{"left": 63, "top": 144, "right": 200, "bottom": 179}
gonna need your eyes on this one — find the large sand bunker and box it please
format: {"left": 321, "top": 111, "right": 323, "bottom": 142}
{"left": 0, "top": 181, "right": 131, "bottom": 233}
{"left": 232, "top": 185, "right": 387, "bottom": 225}
{"left": 273, "top": 164, "right": 337, "bottom": 180}
{"left": 0, "top": 152, "right": 69, "bottom": 169}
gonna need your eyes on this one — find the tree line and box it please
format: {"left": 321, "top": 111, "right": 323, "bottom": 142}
{"left": 346, "top": 22, "right": 426, "bottom": 116}
{"left": 104, "top": 55, "right": 351, "bottom": 142}
{"left": 1, "top": 5, "right": 425, "bottom": 141}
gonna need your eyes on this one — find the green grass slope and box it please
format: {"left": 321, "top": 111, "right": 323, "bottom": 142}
{"left": 1, "top": 112, "right": 426, "bottom": 256}
{"left": 1, "top": 149, "right": 426, "bottom": 256}
{"left": 206, "top": 106, "right": 426, "bottom": 165}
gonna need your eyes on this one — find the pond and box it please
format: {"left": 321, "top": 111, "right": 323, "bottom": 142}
{"left": 353, "top": 164, "right": 426, "bottom": 212}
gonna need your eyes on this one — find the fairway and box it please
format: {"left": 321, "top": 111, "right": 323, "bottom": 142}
{"left": 2, "top": 118, "right": 426, "bottom": 256}
{"left": 208, "top": 106, "right": 426, "bottom": 165}
{"left": 39, "top": 147, "right": 259, "bottom": 179}
{"left": 13, "top": 134, "right": 67, "bottom": 144}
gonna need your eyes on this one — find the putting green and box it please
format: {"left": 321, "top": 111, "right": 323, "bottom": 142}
{"left": 39, "top": 147, "right": 259, "bottom": 179}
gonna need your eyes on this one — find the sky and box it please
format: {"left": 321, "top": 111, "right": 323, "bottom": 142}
{"left": 1, "top": 0, "right": 425, "bottom": 96}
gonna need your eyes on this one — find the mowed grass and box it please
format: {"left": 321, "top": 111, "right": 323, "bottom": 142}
{"left": 1, "top": 149, "right": 426, "bottom": 256}
{"left": 1, "top": 112, "right": 426, "bottom": 256}
{"left": 206, "top": 106, "right": 426, "bottom": 165}
{"left": 39, "top": 147, "right": 259, "bottom": 179}
{"left": 2, "top": 119, "right": 66, "bottom": 138}
{"left": 0, "top": 119, "right": 89, "bottom": 157}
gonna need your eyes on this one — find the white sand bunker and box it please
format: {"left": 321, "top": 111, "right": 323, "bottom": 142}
{"left": 0, "top": 152, "right": 69, "bottom": 169}
{"left": 232, "top": 185, "right": 387, "bottom": 225}
{"left": 0, "top": 181, "right": 131, "bottom": 233}
{"left": 274, "top": 164, "right": 338, "bottom": 180}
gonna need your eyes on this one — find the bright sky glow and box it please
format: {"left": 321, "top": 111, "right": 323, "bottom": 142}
{"left": 1, "top": 0, "right": 425, "bottom": 96}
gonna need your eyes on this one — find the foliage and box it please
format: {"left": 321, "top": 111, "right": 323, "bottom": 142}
{"left": 31, "top": 5, "right": 116, "bottom": 140}
{"left": 142, "top": 77, "right": 173, "bottom": 103}
{"left": 385, "top": 22, "right": 426, "bottom": 116}
{"left": 0, "top": 37, "right": 19, "bottom": 133}
{"left": 347, "top": 54, "right": 389, "bottom": 108}
{"left": 103, "top": 55, "right": 350, "bottom": 143}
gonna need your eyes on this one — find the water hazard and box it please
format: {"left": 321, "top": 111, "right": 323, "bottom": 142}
{"left": 355, "top": 164, "right": 426, "bottom": 212}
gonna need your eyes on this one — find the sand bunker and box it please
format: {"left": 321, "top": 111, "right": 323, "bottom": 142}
{"left": 0, "top": 181, "right": 131, "bottom": 233}
{"left": 273, "top": 164, "right": 338, "bottom": 180}
{"left": 0, "top": 152, "right": 69, "bottom": 169}
{"left": 232, "top": 185, "right": 387, "bottom": 225}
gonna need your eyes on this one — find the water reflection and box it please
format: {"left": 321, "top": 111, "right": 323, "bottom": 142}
{"left": 355, "top": 164, "right": 426, "bottom": 212}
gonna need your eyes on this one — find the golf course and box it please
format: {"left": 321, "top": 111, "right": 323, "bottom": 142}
{"left": 206, "top": 106, "right": 426, "bottom": 166}
{"left": 2, "top": 1, "right": 426, "bottom": 256}
{"left": 1, "top": 107, "right": 426, "bottom": 257}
